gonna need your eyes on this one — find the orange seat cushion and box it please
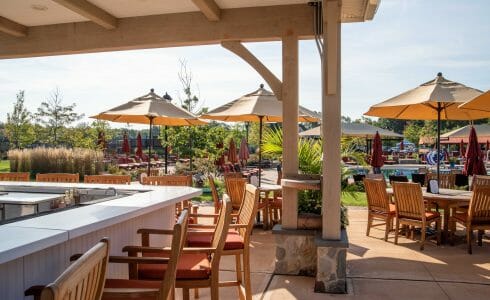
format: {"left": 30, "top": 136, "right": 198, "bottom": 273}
{"left": 138, "top": 253, "right": 210, "bottom": 280}
{"left": 389, "top": 204, "right": 396, "bottom": 214}
{"left": 425, "top": 211, "right": 440, "bottom": 220}
{"left": 187, "top": 231, "right": 244, "bottom": 250}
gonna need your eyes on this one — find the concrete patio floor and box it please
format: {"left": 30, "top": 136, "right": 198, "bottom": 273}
{"left": 179, "top": 206, "right": 490, "bottom": 300}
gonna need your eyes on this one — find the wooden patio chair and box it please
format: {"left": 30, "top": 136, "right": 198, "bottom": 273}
{"left": 208, "top": 174, "right": 222, "bottom": 223}
{"left": 366, "top": 173, "right": 384, "bottom": 180}
{"left": 102, "top": 210, "right": 189, "bottom": 300}
{"left": 426, "top": 173, "right": 455, "bottom": 189}
{"left": 0, "top": 172, "right": 30, "bottom": 181}
{"left": 142, "top": 175, "right": 196, "bottom": 220}
{"left": 224, "top": 176, "right": 247, "bottom": 211}
{"left": 36, "top": 173, "right": 79, "bottom": 183}
{"left": 25, "top": 238, "right": 109, "bottom": 300}
{"left": 124, "top": 199, "right": 233, "bottom": 300}
{"left": 84, "top": 175, "right": 131, "bottom": 185}
{"left": 364, "top": 178, "right": 395, "bottom": 241}
{"left": 471, "top": 175, "right": 490, "bottom": 191}
{"left": 392, "top": 182, "right": 441, "bottom": 250}
{"left": 186, "top": 184, "right": 260, "bottom": 300}
{"left": 450, "top": 186, "right": 490, "bottom": 254}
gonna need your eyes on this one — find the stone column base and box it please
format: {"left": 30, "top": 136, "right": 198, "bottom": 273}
{"left": 314, "top": 229, "right": 349, "bottom": 293}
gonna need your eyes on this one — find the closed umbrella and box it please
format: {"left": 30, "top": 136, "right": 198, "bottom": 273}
{"left": 201, "top": 84, "right": 319, "bottom": 185}
{"left": 215, "top": 142, "right": 225, "bottom": 167}
{"left": 228, "top": 138, "right": 238, "bottom": 164}
{"left": 399, "top": 140, "right": 404, "bottom": 151}
{"left": 122, "top": 132, "right": 130, "bottom": 155}
{"left": 464, "top": 127, "right": 487, "bottom": 176}
{"left": 487, "top": 140, "right": 490, "bottom": 151}
{"left": 97, "top": 131, "right": 106, "bottom": 150}
{"left": 136, "top": 133, "right": 143, "bottom": 158}
{"left": 239, "top": 137, "right": 250, "bottom": 167}
{"left": 92, "top": 89, "right": 206, "bottom": 175}
{"left": 365, "top": 72, "right": 486, "bottom": 184}
{"left": 460, "top": 139, "right": 465, "bottom": 157}
{"left": 370, "top": 131, "right": 384, "bottom": 174}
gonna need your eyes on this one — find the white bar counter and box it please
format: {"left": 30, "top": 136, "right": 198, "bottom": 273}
{"left": 0, "top": 181, "right": 201, "bottom": 299}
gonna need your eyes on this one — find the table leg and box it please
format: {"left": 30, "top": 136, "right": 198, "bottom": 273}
{"left": 263, "top": 200, "right": 269, "bottom": 230}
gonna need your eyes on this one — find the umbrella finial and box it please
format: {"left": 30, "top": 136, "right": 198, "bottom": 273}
{"left": 437, "top": 72, "right": 442, "bottom": 77}
{"left": 163, "top": 92, "right": 172, "bottom": 101}
{"left": 150, "top": 88, "right": 154, "bottom": 93}
{"left": 260, "top": 83, "right": 264, "bottom": 89}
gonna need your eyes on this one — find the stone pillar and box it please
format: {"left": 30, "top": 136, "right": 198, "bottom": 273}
{"left": 315, "top": 229, "right": 348, "bottom": 293}
{"left": 322, "top": 0, "right": 341, "bottom": 240}
{"left": 281, "top": 33, "right": 299, "bottom": 229}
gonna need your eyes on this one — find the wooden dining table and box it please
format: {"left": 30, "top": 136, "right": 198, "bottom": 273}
{"left": 387, "top": 187, "right": 473, "bottom": 242}
{"left": 258, "top": 184, "right": 282, "bottom": 229}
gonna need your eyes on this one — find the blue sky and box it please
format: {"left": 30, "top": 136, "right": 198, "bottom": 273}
{"left": 0, "top": 0, "right": 489, "bottom": 128}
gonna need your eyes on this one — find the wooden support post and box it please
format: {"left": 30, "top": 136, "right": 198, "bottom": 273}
{"left": 281, "top": 33, "right": 299, "bottom": 229}
{"left": 322, "top": 0, "right": 341, "bottom": 240}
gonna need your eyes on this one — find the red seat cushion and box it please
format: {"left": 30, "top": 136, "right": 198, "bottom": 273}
{"left": 425, "top": 211, "right": 440, "bottom": 220}
{"left": 187, "top": 231, "right": 244, "bottom": 250}
{"left": 389, "top": 204, "right": 396, "bottom": 214}
{"left": 103, "top": 279, "right": 161, "bottom": 300}
{"left": 138, "top": 253, "right": 210, "bottom": 280}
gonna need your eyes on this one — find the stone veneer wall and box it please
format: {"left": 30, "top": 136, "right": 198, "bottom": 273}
{"left": 273, "top": 225, "right": 348, "bottom": 294}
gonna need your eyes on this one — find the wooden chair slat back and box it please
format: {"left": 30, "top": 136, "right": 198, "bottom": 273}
{"left": 0, "top": 172, "right": 29, "bottom": 181}
{"left": 366, "top": 173, "right": 384, "bottom": 180}
{"left": 208, "top": 175, "right": 220, "bottom": 210}
{"left": 393, "top": 182, "right": 426, "bottom": 220}
{"left": 159, "top": 210, "right": 189, "bottom": 299}
{"left": 84, "top": 175, "right": 131, "bottom": 185}
{"left": 36, "top": 173, "right": 79, "bottom": 183}
{"left": 40, "top": 238, "right": 109, "bottom": 300}
{"left": 224, "top": 177, "right": 246, "bottom": 210}
{"left": 142, "top": 175, "right": 192, "bottom": 186}
{"left": 469, "top": 186, "right": 490, "bottom": 223}
{"left": 236, "top": 184, "right": 260, "bottom": 240}
{"left": 364, "top": 178, "right": 390, "bottom": 212}
{"left": 471, "top": 175, "right": 490, "bottom": 191}
{"left": 210, "top": 198, "right": 233, "bottom": 271}
{"left": 224, "top": 173, "right": 243, "bottom": 179}
{"left": 427, "top": 173, "right": 455, "bottom": 189}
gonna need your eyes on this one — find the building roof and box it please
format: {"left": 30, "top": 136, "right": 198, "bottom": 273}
{"left": 440, "top": 124, "right": 490, "bottom": 143}
{"left": 299, "top": 122, "right": 404, "bottom": 138}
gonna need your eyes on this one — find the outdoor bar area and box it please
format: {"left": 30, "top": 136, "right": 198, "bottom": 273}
{"left": 3, "top": 1, "right": 490, "bottom": 300}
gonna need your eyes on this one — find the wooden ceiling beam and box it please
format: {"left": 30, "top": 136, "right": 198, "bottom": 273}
{"left": 0, "top": 16, "right": 27, "bottom": 37}
{"left": 191, "top": 0, "right": 221, "bottom": 21}
{"left": 52, "top": 0, "right": 118, "bottom": 29}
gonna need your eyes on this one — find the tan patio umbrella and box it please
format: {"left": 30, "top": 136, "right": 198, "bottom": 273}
{"left": 201, "top": 84, "right": 320, "bottom": 185}
{"left": 364, "top": 72, "right": 486, "bottom": 182}
{"left": 92, "top": 89, "right": 206, "bottom": 175}
{"left": 459, "top": 90, "right": 490, "bottom": 113}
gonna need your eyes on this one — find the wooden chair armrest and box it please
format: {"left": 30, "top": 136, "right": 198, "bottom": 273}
{"left": 103, "top": 289, "right": 160, "bottom": 298}
{"left": 181, "top": 247, "right": 216, "bottom": 254}
{"left": 25, "top": 285, "right": 45, "bottom": 299}
{"left": 186, "top": 230, "right": 215, "bottom": 235}
{"left": 190, "top": 213, "right": 219, "bottom": 218}
{"left": 122, "top": 245, "right": 172, "bottom": 255}
{"left": 188, "top": 224, "right": 216, "bottom": 229}
{"left": 108, "top": 256, "right": 170, "bottom": 264}
{"left": 137, "top": 228, "right": 174, "bottom": 235}
{"left": 229, "top": 224, "right": 247, "bottom": 229}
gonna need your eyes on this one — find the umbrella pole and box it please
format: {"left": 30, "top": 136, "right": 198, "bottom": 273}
{"left": 164, "top": 125, "right": 168, "bottom": 174}
{"left": 245, "top": 122, "right": 250, "bottom": 143}
{"left": 148, "top": 117, "right": 154, "bottom": 176}
{"left": 436, "top": 103, "right": 441, "bottom": 187}
{"left": 258, "top": 116, "right": 264, "bottom": 187}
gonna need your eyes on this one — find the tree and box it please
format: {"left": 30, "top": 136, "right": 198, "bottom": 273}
{"left": 35, "top": 88, "right": 84, "bottom": 145}
{"left": 177, "top": 59, "right": 204, "bottom": 114}
{"left": 403, "top": 121, "right": 424, "bottom": 144}
{"left": 5, "top": 90, "right": 35, "bottom": 148}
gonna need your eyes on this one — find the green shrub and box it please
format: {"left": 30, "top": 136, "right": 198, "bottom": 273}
{"left": 8, "top": 147, "right": 104, "bottom": 179}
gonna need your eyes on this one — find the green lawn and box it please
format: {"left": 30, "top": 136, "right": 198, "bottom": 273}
{"left": 194, "top": 191, "right": 367, "bottom": 207}
{"left": 0, "top": 160, "right": 10, "bottom": 172}
{"left": 341, "top": 192, "right": 367, "bottom": 207}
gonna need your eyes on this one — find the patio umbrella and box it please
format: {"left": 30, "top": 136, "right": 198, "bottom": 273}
{"left": 228, "top": 138, "right": 238, "bottom": 164}
{"left": 370, "top": 131, "right": 384, "bottom": 174}
{"left": 460, "top": 139, "right": 465, "bottom": 157}
{"left": 136, "top": 133, "right": 143, "bottom": 158}
{"left": 487, "top": 140, "right": 490, "bottom": 151}
{"left": 459, "top": 90, "right": 490, "bottom": 113}
{"left": 215, "top": 142, "right": 225, "bottom": 167}
{"left": 97, "top": 131, "right": 106, "bottom": 150}
{"left": 464, "top": 126, "right": 487, "bottom": 176}
{"left": 122, "top": 132, "right": 130, "bottom": 155}
{"left": 239, "top": 137, "right": 250, "bottom": 167}
{"left": 365, "top": 72, "right": 486, "bottom": 183}
{"left": 201, "top": 84, "right": 319, "bottom": 185}
{"left": 399, "top": 140, "right": 404, "bottom": 151}
{"left": 92, "top": 89, "right": 206, "bottom": 175}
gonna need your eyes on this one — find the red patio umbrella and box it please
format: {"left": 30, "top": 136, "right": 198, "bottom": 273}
{"left": 487, "top": 140, "right": 490, "bottom": 151}
{"left": 136, "top": 133, "right": 143, "bottom": 158}
{"left": 239, "top": 137, "right": 250, "bottom": 167}
{"left": 228, "top": 138, "right": 238, "bottom": 164}
{"left": 122, "top": 132, "right": 131, "bottom": 155}
{"left": 97, "top": 131, "right": 106, "bottom": 150}
{"left": 464, "top": 127, "right": 487, "bottom": 176}
{"left": 399, "top": 140, "right": 404, "bottom": 151}
{"left": 370, "top": 131, "right": 384, "bottom": 174}
{"left": 459, "top": 139, "right": 465, "bottom": 157}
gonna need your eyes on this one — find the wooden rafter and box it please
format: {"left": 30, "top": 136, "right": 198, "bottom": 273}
{"left": 52, "top": 0, "right": 117, "bottom": 29}
{"left": 191, "top": 0, "right": 221, "bottom": 21}
{"left": 0, "top": 16, "right": 27, "bottom": 37}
